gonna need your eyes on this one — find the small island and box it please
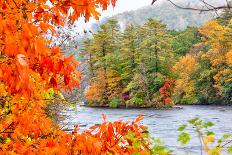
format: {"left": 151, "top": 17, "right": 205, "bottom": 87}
{"left": 81, "top": 17, "right": 231, "bottom": 109}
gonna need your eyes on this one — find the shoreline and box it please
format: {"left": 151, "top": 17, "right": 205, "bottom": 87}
{"left": 78, "top": 103, "right": 232, "bottom": 110}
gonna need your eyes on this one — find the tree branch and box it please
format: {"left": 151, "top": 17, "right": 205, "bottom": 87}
{"left": 152, "top": 0, "right": 232, "bottom": 12}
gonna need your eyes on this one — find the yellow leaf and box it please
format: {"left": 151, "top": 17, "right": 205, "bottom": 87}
{"left": 208, "top": 147, "right": 221, "bottom": 155}
{"left": 204, "top": 135, "right": 215, "bottom": 145}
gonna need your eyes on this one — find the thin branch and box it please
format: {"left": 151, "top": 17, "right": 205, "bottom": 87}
{"left": 12, "top": 0, "right": 21, "bottom": 9}
{"left": 221, "top": 139, "right": 232, "bottom": 148}
{"left": 200, "top": 0, "right": 215, "bottom": 9}
{"left": 200, "top": 0, "right": 219, "bottom": 15}
{"left": 0, "top": 122, "right": 14, "bottom": 134}
{"left": 152, "top": 0, "right": 231, "bottom": 12}
{"left": 226, "top": 0, "right": 231, "bottom": 9}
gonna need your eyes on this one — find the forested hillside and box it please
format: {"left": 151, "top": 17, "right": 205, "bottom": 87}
{"left": 92, "top": 0, "right": 217, "bottom": 31}
{"left": 82, "top": 9, "right": 232, "bottom": 108}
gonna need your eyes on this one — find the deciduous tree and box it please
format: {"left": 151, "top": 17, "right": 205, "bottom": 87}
{"left": 1, "top": 0, "right": 154, "bottom": 154}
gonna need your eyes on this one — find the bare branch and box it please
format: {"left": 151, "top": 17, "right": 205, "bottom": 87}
{"left": 151, "top": 0, "right": 157, "bottom": 5}
{"left": 226, "top": 0, "right": 231, "bottom": 9}
{"left": 152, "top": 0, "right": 232, "bottom": 12}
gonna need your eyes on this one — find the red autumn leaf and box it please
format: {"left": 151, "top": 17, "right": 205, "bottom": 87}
{"left": 134, "top": 114, "right": 144, "bottom": 123}
{"left": 102, "top": 113, "right": 107, "bottom": 122}
{"left": 50, "top": 76, "right": 57, "bottom": 89}
{"left": 164, "top": 98, "right": 172, "bottom": 104}
{"left": 46, "top": 138, "right": 55, "bottom": 148}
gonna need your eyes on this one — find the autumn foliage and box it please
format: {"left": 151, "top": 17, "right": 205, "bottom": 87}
{"left": 0, "top": 0, "right": 152, "bottom": 154}
{"left": 159, "top": 79, "right": 175, "bottom": 104}
{"left": 83, "top": 19, "right": 175, "bottom": 108}
{"left": 70, "top": 114, "right": 151, "bottom": 155}
{"left": 172, "top": 19, "right": 232, "bottom": 104}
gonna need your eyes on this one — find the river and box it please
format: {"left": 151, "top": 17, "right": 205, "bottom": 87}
{"left": 63, "top": 105, "right": 232, "bottom": 155}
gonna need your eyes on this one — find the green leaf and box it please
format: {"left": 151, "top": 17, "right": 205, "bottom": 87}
{"left": 227, "top": 146, "right": 232, "bottom": 154}
{"left": 203, "top": 121, "right": 214, "bottom": 128}
{"left": 5, "top": 138, "right": 11, "bottom": 143}
{"left": 188, "top": 117, "right": 199, "bottom": 124}
{"left": 132, "top": 152, "right": 141, "bottom": 155}
{"left": 132, "top": 141, "right": 142, "bottom": 149}
{"left": 178, "top": 132, "right": 190, "bottom": 145}
{"left": 218, "top": 139, "right": 223, "bottom": 144}
{"left": 206, "top": 131, "right": 215, "bottom": 136}
{"left": 178, "top": 124, "right": 187, "bottom": 131}
{"left": 223, "top": 134, "right": 231, "bottom": 139}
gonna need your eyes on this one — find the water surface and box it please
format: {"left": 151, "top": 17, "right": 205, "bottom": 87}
{"left": 63, "top": 105, "right": 232, "bottom": 155}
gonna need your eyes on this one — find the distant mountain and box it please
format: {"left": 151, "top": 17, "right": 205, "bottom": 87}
{"left": 92, "top": 0, "right": 218, "bottom": 30}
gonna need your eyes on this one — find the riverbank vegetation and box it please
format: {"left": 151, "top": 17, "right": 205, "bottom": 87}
{"left": 83, "top": 9, "right": 232, "bottom": 107}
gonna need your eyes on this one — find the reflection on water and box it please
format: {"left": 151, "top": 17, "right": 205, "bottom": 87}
{"left": 63, "top": 105, "right": 232, "bottom": 155}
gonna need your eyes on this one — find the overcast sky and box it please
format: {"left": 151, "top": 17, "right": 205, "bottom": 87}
{"left": 76, "top": 0, "right": 153, "bottom": 31}
{"left": 75, "top": 0, "right": 224, "bottom": 31}
{"left": 101, "top": 0, "right": 152, "bottom": 16}
{"left": 100, "top": 0, "right": 224, "bottom": 17}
